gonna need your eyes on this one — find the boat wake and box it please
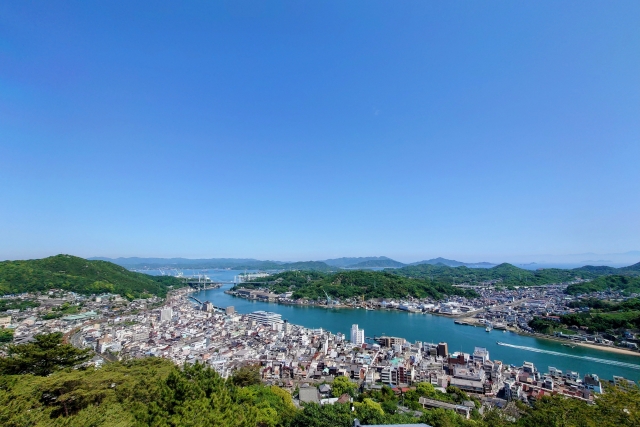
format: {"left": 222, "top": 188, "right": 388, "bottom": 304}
{"left": 496, "top": 342, "right": 640, "bottom": 370}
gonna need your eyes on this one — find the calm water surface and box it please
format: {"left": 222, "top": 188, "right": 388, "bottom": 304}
{"left": 149, "top": 269, "right": 640, "bottom": 382}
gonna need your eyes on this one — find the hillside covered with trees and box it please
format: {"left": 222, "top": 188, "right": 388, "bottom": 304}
{"left": 529, "top": 298, "right": 640, "bottom": 333}
{"left": 389, "top": 262, "right": 640, "bottom": 287}
{"left": 0, "top": 255, "right": 182, "bottom": 299}
{"left": 234, "top": 270, "right": 478, "bottom": 300}
{"left": 565, "top": 275, "right": 640, "bottom": 295}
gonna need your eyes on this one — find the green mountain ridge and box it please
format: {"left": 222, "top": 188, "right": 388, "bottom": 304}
{"left": 346, "top": 259, "right": 406, "bottom": 268}
{"left": 410, "top": 257, "right": 497, "bottom": 268}
{"left": 0, "top": 255, "right": 182, "bottom": 298}
{"left": 233, "top": 270, "right": 478, "bottom": 300}
{"left": 565, "top": 275, "right": 640, "bottom": 295}
{"left": 388, "top": 260, "right": 640, "bottom": 287}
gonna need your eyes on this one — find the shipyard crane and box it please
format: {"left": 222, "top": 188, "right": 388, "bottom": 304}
{"left": 323, "top": 289, "right": 332, "bottom": 305}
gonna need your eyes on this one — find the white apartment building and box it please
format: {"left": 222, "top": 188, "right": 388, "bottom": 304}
{"left": 246, "top": 311, "right": 283, "bottom": 326}
{"left": 350, "top": 324, "right": 364, "bottom": 345}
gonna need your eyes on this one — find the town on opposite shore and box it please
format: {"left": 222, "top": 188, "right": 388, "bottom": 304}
{"left": 1, "top": 282, "right": 638, "bottom": 416}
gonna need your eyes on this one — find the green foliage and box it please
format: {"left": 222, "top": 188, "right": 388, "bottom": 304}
{"left": 290, "top": 400, "right": 416, "bottom": 427}
{"left": 0, "top": 329, "right": 13, "bottom": 343}
{"left": 41, "top": 303, "right": 83, "bottom": 320}
{"left": 290, "top": 402, "right": 353, "bottom": 427}
{"left": 331, "top": 375, "right": 357, "bottom": 397}
{"left": 0, "top": 352, "right": 638, "bottom": 427}
{"left": 391, "top": 263, "right": 595, "bottom": 287}
{"left": 532, "top": 297, "right": 640, "bottom": 333}
{"left": 528, "top": 317, "right": 560, "bottom": 334}
{"left": 561, "top": 311, "right": 640, "bottom": 332}
{"left": 0, "top": 332, "right": 92, "bottom": 376}
{"left": 0, "top": 299, "right": 40, "bottom": 312}
{"left": 0, "top": 254, "right": 183, "bottom": 299}
{"left": 0, "top": 357, "right": 173, "bottom": 426}
{"left": 419, "top": 407, "right": 473, "bottom": 427}
{"left": 349, "top": 259, "right": 405, "bottom": 268}
{"left": 573, "top": 297, "right": 640, "bottom": 312}
{"left": 565, "top": 275, "right": 640, "bottom": 295}
{"left": 235, "top": 270, "right": 478, "bottom": 300}
{"left": 595, "top": 383, "right": 640, "bottom": 427}
{"left": 518, "top": 394, "right": 598, "bottom": 427}
{"left": 230, "top": 364, "right": 262, "bottom": 387}
{"left": 0, "top": 359, "right": 297, "bottom": 427}
{"left": 238, "top": 271, "right": 327, "bottom": 294}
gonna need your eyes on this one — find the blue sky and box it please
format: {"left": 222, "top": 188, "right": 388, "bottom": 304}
{"left": 1, "top": 1, "right": 639, "bottom": 263}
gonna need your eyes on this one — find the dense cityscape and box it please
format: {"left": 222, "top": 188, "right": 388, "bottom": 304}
{"left": 3, "top": 1, "right": 639, "bottom": 425}
{"left": 2, "top": 273, "right": 638, "bottom": 417}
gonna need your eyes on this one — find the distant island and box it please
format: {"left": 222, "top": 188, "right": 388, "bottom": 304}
{"left": 409, "top": 257, "right": 497, "bottom": 268}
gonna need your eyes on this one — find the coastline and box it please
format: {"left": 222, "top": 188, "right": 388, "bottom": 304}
{"left": 454, "top": 315, "right": 640, "bottom": 357}
{"left": 525, "top": 332, "right": 640, "bottom": 357}
{"left": 224, "top": 290, "right": 640, "bottom": 358}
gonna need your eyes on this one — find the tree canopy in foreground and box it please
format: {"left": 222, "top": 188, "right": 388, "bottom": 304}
{"left": 0, "top": 334, "right": 638, "bottom": 426}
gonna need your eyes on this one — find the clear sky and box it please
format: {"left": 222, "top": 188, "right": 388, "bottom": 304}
{"left": 1, "top": 1, "right": 639, "bottom": 263}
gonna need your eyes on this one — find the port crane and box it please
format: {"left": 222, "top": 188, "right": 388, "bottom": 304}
{"left": 323, "top": 289, "right": 338, "bottom": 306}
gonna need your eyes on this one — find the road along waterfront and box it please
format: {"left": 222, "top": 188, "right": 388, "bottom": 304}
{"left": 182, "top": 269, "right": 640, "bottom": 382}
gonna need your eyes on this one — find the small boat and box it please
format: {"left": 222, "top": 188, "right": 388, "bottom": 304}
{"left": 486, "top": 326, "right": 492, "bottom": 332}
{"left": 503, "top": 330, "right": 507, "bottom": 333}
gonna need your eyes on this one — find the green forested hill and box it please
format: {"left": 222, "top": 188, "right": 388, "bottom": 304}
{"left": 389, "top": 263, "right": 578, "bottom": 286}
{"left": 618, "top": 261, "right": 640, "bottom": 275}
{"left": 389, "top": 261, "right": 640, "bottom": 287}
{"left": 565, "top": 275, "right": 640, "bottom": 295}
{"left": 0, "top": 255, "right": 182, "bottom": 298}
{"left": 347, "top": 259, "right": 406, "bottom": 268}
{"left": 234, "top": 270, "right": 478, "bottom": 300}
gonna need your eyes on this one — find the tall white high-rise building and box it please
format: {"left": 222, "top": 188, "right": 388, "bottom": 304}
{"left": 160, "top": 307, "right": 173, "bottom": 322}
{"left": 350, "top": 324, "right": 364, "bottom": 345}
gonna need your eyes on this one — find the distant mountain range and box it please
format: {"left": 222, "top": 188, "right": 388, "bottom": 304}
{"left": 91, "top": 254, "right": 639, "bottom": 272}
{"left": 90, "top": 256, "right": 497, "bottom": 271}
{"left": 347, "top": 259, "right": 406, "bottom": 268}
{"left": 409, "top": 257, "right": 497, "bottom": 268}
{"left": 322, "top": 256, "right": 398, "bottom": 268}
